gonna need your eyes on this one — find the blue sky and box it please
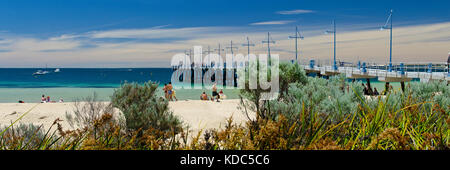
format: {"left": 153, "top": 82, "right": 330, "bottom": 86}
{"left": 1, "top": 0, "right": 449, "bottom": 35}
{"left": 0, "top": 0, "right": 449, "bottom": 67}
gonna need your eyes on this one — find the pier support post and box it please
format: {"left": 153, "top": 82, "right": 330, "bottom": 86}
{"left": 384, "top": 82, "right": 390, "bottom": 95}
{"left": 366, "top": 78, "right": 373, "bottom": 95}
{"left": 401, "top": 82, "right": 405, "bottom": 92}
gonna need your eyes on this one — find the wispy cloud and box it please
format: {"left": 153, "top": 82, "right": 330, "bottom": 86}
{"left": 249, "top": 20, "right": 295, "bottom": 26}
{"left": 277, "top": 9, "right": 315, "bottom": 15}
{"left": 0, "top": 22, "right": 449, "bottom": 67}
{"left": 87, "top": 27, "right": 228, "bottom": 40}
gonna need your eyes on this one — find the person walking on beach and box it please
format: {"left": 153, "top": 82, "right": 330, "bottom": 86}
{"left": 172, "top": 90, "right": 178, "bottom": 101}
{"left": 163, "top": 84, "right": 168, "bottom": 99}
{"left": 167, "top": 82, "right": 173, "bottom": 101}
{"left": 47, "top": 96, "right": 50, "bottom": 102}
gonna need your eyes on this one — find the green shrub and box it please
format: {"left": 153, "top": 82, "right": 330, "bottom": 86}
{"left": 383, "top": 80, "right": 449, "bottom": 114}
{"left": 111, "top": 81, "right": 183, "bottom": 135}
{"left": 265, "top": 73, "right": 364, "bottom": 122}
{"left": 239, "top": 62, "right": 308, "bottom": 121}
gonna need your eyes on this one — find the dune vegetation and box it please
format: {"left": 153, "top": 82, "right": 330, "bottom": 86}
{"left": 0, "top": 62, "right": 448, "bottom": 150}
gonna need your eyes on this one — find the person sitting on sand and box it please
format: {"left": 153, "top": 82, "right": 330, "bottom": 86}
{"left": 41, "top": 95, "right": 46, "bottom": 103}
{"left": 362, "top": 83, "right": 368, "bottom": 95}
{"left": 200, "top": 92, "right": 208, "bottom": 100}
{"left": 219, "top": 90, "right": 226, "bottom": 99}
{"left": 373, "top": 88, "right": 379, "bottom": 96}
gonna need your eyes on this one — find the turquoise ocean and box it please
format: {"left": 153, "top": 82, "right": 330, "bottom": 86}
{"left": 0, "top": 68, "right": 406, "bottom": 103}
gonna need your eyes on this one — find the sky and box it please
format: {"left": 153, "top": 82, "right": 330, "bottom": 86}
{"left": 0, "top": 0, "right": 449, "bottom": 68}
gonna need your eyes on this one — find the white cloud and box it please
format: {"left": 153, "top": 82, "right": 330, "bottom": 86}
{"left": 88, "top": 27, "right": 220, "bottom": 39}
{"left": 0, "top": 22, "right": 449, "bottom": 67}
{"left": 277, "top": 9, "right": 315, "bottom": 15}
{"left": 249, "top": 20, "right": 295, "bottom": 26}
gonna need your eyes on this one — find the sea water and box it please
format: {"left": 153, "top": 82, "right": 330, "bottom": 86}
{"left": 0, "top": 68, "right": 241, "bottom": 103}
{"left": 0, "top": 68, "right": 409, "bottom": 103}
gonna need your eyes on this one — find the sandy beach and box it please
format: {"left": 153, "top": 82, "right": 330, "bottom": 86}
{"left": 0, "top": 99, "right": 254, "bottom": 134}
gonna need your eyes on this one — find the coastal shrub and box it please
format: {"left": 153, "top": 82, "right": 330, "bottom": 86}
{"left": 239, "top": 62, "right": 308, "bottom": 121}
{"left": 265, "top": 74, "right": 365, "bottom": 122}
{"left": 0, "top": 123, "right": 46, "bottom": 149}
{"left": 111, "top": 81, "right": 183, "bottom": 136}
{"left": 202, "top": 91, "right": 449, "bottom": 150}
{"left": 65, "top": 92, "right": 118, "bottom": 129}
{"left": 383, "top": 80, "right": 449, "bottom": 114}
{"left": 278, "top": 62, "right": 308, "bottom": 99}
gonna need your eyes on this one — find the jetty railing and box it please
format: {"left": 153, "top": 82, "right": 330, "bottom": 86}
{"left": 301, "top": 59, "right": 449, "bottom": 82}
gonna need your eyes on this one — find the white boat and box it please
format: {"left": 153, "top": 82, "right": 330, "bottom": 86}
{"left": 54, "top": 68, "right": 61, "bottom": 72}
{"left": 32, "top": 70, "right": 47, "bottom": 75}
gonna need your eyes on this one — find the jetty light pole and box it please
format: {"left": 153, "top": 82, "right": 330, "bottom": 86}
{"left": 262, "top": 32, "right": 276, "bottom": 66}
{"left": 381, "top": 9, "right": 393, "bottom": 72}
{"left": 325, "top": 20, "right": 337, "bottom": 70}
{"left": 242, "top": 36, "right": 255, "bottom": 66}
{"left": 203, "top": 46, "right": 214, "bottom": 68}
{"left": 289, "top": 26, "right": 304, "bottom": 63}
{"left": 214, "top": 43, "right": 224, "bottom": 68}
{"left": 226, "top": 40, "right": 238, "bottom": 68}
{"left": 184, "top": 50, "right": 190, "bottom": 68}
{"left": 189, "top": 49, "right": 193, "bottom": 68}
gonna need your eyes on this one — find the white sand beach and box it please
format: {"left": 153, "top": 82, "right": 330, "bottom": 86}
{"left": 0, "top": 99, "right": 254, "bottom": 134}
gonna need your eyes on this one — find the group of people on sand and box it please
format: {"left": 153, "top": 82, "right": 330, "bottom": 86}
{"left": 200, "top": 83, "right": 226, "bottom": 102}
{"left": 361, "top": 83, "right": 394, "bottom": 96}
{"left": 361, "top": 83, "right": 379, "bottom": 96}
{"left": 162, "top": 82, "right": 226, "bottom": 102}
{"left": 40, "top": 94, "right": 63, "bottom": 103}
{"left": 163, "top": 82, "right": 177, "bottom": 101}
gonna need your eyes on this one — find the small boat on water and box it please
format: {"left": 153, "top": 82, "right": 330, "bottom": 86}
{"left": 32, "top": 70, "right": 48, "bottom": 75}
{"left": 54, "top": 68, "right": 61, "bottom": 72}
{"left": 33, "top": 64, "right": 53, "bottom": 76}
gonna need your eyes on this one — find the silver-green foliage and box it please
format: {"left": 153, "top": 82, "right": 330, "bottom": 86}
{"left": 111, "top": 81, "right": 183, "bottom": 134}
{"left": 266, "top": 73, "right": 364, "bottom": 122}
{"left": 386, "top": 81, "right": 450, "bottom": 113}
